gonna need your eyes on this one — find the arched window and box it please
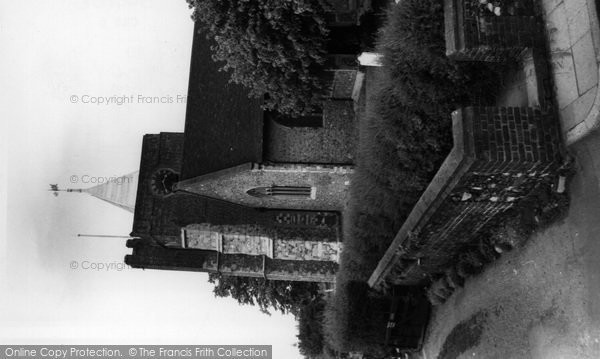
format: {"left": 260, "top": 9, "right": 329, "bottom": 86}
{"left": 149, "top": 168, "right": 179, "bottom": 197}
{"left": 247, "top": 186, "right": 315, "bottom": 199}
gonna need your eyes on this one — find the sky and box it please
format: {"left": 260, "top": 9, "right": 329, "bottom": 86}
{"left": 0, "top": 1, "right": 302, "bottom": 357}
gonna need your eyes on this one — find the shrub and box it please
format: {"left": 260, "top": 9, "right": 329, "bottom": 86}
{"left": 326, "top": 0, "right": 507, "bottom": 354}
{"left": 323, "top": 281, "right": 390, "bottom": 357}
{"left": 377, "top": 0, "right": 505, "bottom": 116}
{"left": 297, "top": 297, "right": 326, "bottom": 357}
{"left": 338, "top": 0, "right": 507, "bottom": 290}
{"left": 186, "top": 0, "right": 331, "bottom": 117}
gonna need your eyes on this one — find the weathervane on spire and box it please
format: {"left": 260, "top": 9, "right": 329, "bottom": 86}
{"left": 48, "top": 184, "right": 83, "bottom": 197}
{"left": 49, "top": 184, "right": 60, "bottom": 197}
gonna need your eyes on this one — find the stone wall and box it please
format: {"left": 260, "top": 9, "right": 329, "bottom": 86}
{"left": 175, "top": 162, "right": 354, "bottom": 211}
{"left": 182, "top": 222, "right": 341, "bottom": 262}
{"left": 125, "top": 238, "right": 338, "bottom": 282}
{"left": 132, "top": 132, "right": 185, "bottom": 242}
{"left": 369, "top": 106, "right": 563, "bottom": 289}
{"left": 184, "top": 223, "right": 222, "bottom": 251}
{"left": 264, "top": 100, "right": 357, "bottom": 165}
{"left": 273, "top": 240, "right": 340, "bottom": 262}
{"left": 266, "top": 258, "right": 338, "bottom": 282}
{"left": 444, "top": 0, "right": 543, "bottom": 61}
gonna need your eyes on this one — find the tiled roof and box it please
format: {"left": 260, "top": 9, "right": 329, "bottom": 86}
{"left": 180, "top": 23, "right": 264, "bottom": 180}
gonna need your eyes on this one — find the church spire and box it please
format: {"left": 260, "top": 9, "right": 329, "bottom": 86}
{"left": 49, "top": 171, "right": 139, "bottom": 213}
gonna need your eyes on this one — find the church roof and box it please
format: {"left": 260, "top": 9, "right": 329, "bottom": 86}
{"left": 84, "top": 171, "right": 139, "bottom": 213}
{"left": 180, "top": 24, "right": 264, "bottom": 181}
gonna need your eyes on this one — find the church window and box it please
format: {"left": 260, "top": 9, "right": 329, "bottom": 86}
{"left": 246, "top": 186, "right": 316, "bottom": 199}
{"left": 149, "top": 168, "right": 179, "bottom": 197}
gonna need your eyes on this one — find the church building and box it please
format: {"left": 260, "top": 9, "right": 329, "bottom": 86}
{"left": 124, "top": 23, "right": 359, "bottom": 282}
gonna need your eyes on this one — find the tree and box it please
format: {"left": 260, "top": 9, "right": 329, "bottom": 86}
{"left": 297, "top": 296, "right": 326, "bottom": 357}
{"left": 186, "top": 0, "right": 331, "bottom": 117}
{"left": 208, "top": 272, "right": 320, "bottom": 315}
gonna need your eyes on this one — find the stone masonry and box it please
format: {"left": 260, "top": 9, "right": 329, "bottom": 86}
{"left": 182, "top": 223, "right": 341, "bottom": 262}
{"left": 126, "top": 238, "right": 339, "bottom": 282}
{"left": 265, "top": 100, "right": 357, "bottom": 165}
{"left": 175, "top": 162, "right": 354, "bottom": 211}
{"left": 369, "top": 106, "right": 564, "bottom": 289}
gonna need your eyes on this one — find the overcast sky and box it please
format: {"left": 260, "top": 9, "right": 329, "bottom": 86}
{"left": 0, "top": 1, "right": 302, "bottom": 357}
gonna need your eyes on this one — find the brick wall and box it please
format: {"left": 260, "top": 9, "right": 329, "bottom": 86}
{"left": 444, "top": 0, "right": 543, "bottom": 61}
{"left": 369, "top": 106, "right": 563, "bottom": 289}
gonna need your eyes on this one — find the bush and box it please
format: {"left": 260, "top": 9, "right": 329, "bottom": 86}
{"left": 338, "top": 0, "right": 507, "bottom": 288}
{"left": 377, "top": 0, "right": 505, "bottom": 116}
{"left": 323, "top": 281, "right": 391, "bottom": 357}
{"left": 326, "top": 0, "right": 507, "bottom": 354}
{"left": 186, "top": 0, "right": 331, "bottom": 117}
{"left": 297, "top": 297, "right": 326, "bottom": 357}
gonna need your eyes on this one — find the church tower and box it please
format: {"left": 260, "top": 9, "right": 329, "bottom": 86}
{"left": 126, "top": 133, "right": 343, "bottom": 282}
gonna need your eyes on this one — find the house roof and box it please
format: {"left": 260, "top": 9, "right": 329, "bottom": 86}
{"left": 180, "top": 23, "right": 264, "bottom": 180}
